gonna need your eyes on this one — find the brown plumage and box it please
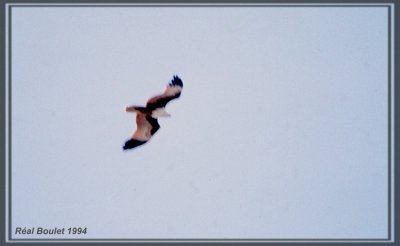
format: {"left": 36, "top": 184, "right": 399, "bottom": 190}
{"left": 123, "top": 75, "right": 183, "bottom": 150}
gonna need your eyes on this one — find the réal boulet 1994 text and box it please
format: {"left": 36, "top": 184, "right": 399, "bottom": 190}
{"left": 15, "top": 227, "right": 87, "bottom": 235}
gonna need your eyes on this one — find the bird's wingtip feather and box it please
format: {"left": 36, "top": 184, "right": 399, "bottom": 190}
{"left": 170, "top": 75, "right": 183, "bottom": 88}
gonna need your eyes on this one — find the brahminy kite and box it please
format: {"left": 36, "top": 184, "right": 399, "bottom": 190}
{"left": 123, "top": 75, "right": 183, "bottom": 150}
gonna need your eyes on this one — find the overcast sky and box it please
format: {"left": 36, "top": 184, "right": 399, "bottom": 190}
{"left": 11, "top": 6, "right": 389, "bottom": 239}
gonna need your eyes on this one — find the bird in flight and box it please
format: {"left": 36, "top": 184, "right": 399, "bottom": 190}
{"left": 123, "top": 75, "right": 183, "bottom": 150}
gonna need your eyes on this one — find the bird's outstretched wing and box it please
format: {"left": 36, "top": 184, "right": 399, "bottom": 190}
{"left": 131, "top": 113, "right": 153, "bottom": 141}
{"left": 146, "top": 75, "right": 183, "bottom": 110}
{"left": 123, "top": 114, "right": 161, "bottom": 150}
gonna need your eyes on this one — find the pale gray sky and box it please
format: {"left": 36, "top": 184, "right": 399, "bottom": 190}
{"left": 11, "top": 6, "right": 389, "bottom": 239}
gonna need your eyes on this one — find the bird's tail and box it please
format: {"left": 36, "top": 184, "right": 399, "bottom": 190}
{"left": 125, "top": 105, "right": 151, "bottom": 114}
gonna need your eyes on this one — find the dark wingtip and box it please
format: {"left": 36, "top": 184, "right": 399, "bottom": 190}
{"left": 171, "top": 75, "right": 183, "bottom": 88}
{"left": 123, "top": 139, "right": 147, "bottom": 150}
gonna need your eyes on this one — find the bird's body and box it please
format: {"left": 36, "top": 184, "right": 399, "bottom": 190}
{"left": 123, "top": 75, "right": 183, "bottom": 150}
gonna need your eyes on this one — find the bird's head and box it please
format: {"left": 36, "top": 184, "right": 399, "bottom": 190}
{"left": 152, "top": 108, "right": 171, "bottom": 118}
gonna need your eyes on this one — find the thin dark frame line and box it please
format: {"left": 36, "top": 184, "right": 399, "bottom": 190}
{"left": 7, "top": 238, "right": 390, "bottom": 242}
{"left": 387, "top": 6, "right": 391, "bottom": 241}
{"left": 6, "top": 4, "right": 393, "bottom": 7}
{"left": 6, "top": 3, "right": 394, "bottom": 242}
{"left": 7, "top": 3, "right": 12, "bottom": 243}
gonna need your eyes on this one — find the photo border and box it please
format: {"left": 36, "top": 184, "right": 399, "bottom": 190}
{"left": 1, "top": 0, "right": 398, "bottom": 245}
